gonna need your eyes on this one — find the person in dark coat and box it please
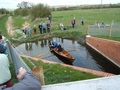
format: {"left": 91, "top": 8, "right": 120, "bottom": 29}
{"left": 0, "top": 44, "right": 7, "bottom": 54}
{"left": 46, "top": 22, "right": 50, "bottom": 33}
{"left": 57, "top": 43, "right": 62, "bottom": 52}
{"left": 0, "top": 35, "right": 7, "bottom": 54}
{"left": 38, "top": 23, "right": 42, "bottom": 34}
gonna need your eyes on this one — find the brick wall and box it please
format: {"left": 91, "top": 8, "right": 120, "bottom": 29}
{"left": 86, "top": 35, "right": 120, "bottom": 67}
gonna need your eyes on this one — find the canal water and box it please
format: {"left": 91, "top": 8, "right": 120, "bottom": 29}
{"left": 15, "top": 37, "right": 120, "bottom": 74}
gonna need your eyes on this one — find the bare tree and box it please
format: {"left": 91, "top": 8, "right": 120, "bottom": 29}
{"left": 17, "top": 1, "right": 34, "bottom": 9}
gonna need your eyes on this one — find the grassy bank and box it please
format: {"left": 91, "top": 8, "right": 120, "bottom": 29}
{"left": 0, "top": 15, "right": 8, "bottom": 37}
{"left": 10, "top": 57, "right": 101, "bottom": 85}
{"left": 12, "top": 16, "right": 26, "bottom": 28}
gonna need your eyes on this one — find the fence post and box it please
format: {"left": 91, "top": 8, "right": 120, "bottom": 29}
{"left": 109, "top": 23, "right": 112, "bottom": 37}
{"left": 87, "top": 25, "right": 90, "bottom": 35}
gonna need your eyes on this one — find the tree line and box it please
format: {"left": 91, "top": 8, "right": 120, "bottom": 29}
{"left": 0, "top": 8, "right": 9, "bottom": 14}
{"left": 13, "top": 1, "right": 51, "bottom": 21}
{"left": 1, "top": 1, "right": 120, "bottom": 21}
{"left": 51, "top": 3, "right": 120, "bottom": 11}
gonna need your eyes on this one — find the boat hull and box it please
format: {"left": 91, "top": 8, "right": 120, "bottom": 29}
{"left": 50, "top": 48, "right": 75, "bottom": 63}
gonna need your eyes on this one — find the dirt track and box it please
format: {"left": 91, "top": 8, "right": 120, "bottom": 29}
{"left": 6, "top": 16, "right": 29, "bottom": 36}
{"left": 6, "top": 16, "right": 15, "bottom": 36}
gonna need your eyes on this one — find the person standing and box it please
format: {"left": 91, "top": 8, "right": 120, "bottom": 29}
{"left": 22, "top": 29, "right": 26, "bottom": 38}
{"left": 46, "top": 22, "right": 50, "bottom": 33}
{"left": 81, "top": 17, "right": 84, "bottom": 25}
{"left": 74, "top": 17, "right": 76, "bottom": 25}
{"left": 71, "top": 19, "right": 75, "bottom": 28}
{"left": 33, "top": 25, "right": 37, "bottom": 34}
{"left": 48, "top": 15, "right": 52, "bottom": 24}
{"left": 0, "top": 54, "right": 12, "bottom": 87}
{"left": 42, "top": 23, "right": 46, "bottom": 33}
{"left": 38, "top": 23, "right": 42, "bottom": 34}
{"left": 26, "top": 26, "right": 31, "bottom": 36}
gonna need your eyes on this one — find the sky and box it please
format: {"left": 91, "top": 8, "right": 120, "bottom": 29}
{"left": 0, "top": 0, "right": 119, "bottom": 10}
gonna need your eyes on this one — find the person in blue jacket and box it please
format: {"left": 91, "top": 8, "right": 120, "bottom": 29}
{"left": 52, "top": 40, "right": 58, "bottom": 48}
{"left": 81, "top": 17, "right": 84, "bottom": 25}
{"left": 0, "top": 44, "right": 7, "bottom": 54}
{"left": 0, "top": 35, "right": 7, "bottom": 54}
{"left": 0, "top": 67, "right": 41, "bottom": 90}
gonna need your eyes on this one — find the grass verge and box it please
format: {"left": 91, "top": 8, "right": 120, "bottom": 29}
{"left": 10, "top": 57, "right": 101, "bottom": 85}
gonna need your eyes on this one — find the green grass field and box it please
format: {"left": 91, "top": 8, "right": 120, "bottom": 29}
{"left": 52, "top": 8, "right": 120, "bottom": 25}
{"left": 29, "top": 8, "right": 120, "bottom": 39}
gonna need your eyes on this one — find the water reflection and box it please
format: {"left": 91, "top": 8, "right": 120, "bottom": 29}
{"left": 44, "top": 39, "right": 47, "bottom": 46}
{"left": 40, "top": 40, "right": 44, "bottom": 48}
{"left": 25, "top": 43, "right": 29, "bottom": 51}
{"left": 72, "top": 39, "right": 75, "bottom": 44}
{"left": 25, "top": 42, "right": 32, "bottom": 51}
{"left": 35, "top": 40, "right": 38, "bottom": 46}
{"left": 15, "top": 37, "right": 120, "bottom": 74}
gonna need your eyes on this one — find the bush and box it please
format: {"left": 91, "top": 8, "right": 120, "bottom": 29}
{"left": 30, "top": 3, "right": 51, "bottom": 20}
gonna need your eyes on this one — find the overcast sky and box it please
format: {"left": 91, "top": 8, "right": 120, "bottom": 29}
{"left": 0, "top": 0, "right": 119, "bottom": 10}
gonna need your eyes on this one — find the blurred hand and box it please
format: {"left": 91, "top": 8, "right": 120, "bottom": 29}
{"left": 4, "top": 43, "right": 7, "bottom": 47}
{"left": 17, "top": 67, "right": 27, "bottom": 79}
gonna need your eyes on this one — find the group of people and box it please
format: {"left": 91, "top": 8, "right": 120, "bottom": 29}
{"left": 71, "top": 17, "right": 84, "bottom": 28}
{"left": 38, "top": 22, "right": 51, "bottom": 34}
{"left": 0, "top": 34, "right": 42, "bottom": 90}
{"left": 22, "top": 22, "right": 51, "bottom": 38}
{"left": 97, "top": 22, "right": 106, "bottom": 29}
{"left": 49, "top": 40, "right": 62, "bottom": 52}
{"left": 59, "top": 17, "right": 84, "bottom": 30}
